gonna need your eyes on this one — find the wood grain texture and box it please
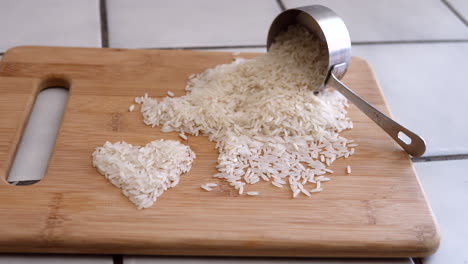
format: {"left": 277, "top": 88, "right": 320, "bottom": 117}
{"left": 0, "top": 46, "right": 439, "bottom": 257}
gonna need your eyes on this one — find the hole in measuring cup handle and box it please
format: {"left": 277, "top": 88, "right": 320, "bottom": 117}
{"left": 397, "top": 131, "right": 412, "bottom": 145}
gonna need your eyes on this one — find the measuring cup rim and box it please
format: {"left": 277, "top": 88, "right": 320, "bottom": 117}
{"left": 267, "top": 5, "right": 351, "bottom": 89}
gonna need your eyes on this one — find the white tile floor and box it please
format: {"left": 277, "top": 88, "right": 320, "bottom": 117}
{"left": 414, "top": 160, "right": 468, "bottom": 264}
{"left": 282, "top": 0, "right": 468, "bottom": 42}
{"left": 106, "top": 0, "right": 280, "bottom": 48}
{"left": 0, "top": 0, "right": 101, "bottom": 52}
{"left": 124, "top": 257, "right": 414, "bottom": 264}
{"left": 207, "top": 47, "right": 267, "bottom": 53}
{"left": 0, "top": 0, "right": 467, "bottom": 263}
{"left": 352, "top": 43, "right": 468, "bottom": 156}
{"left": 0, "top": 254, "right": 112, "bottom": 264}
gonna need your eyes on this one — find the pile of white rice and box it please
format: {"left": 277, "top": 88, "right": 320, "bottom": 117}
{"left": 134, "top": 25, "right": 356, "bottom": 198}
{"left": 92, "top": 140, "right": 195, "bottom": 209}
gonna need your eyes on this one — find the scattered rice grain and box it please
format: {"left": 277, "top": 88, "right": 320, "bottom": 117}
{"left": 201, "top": 185, "right": 213, "bottom": 191}
{"left": 272, "top": 181, "right": 283, "bottom": 188}
{"left": 135, "top": 25, "right": 357, "bottom": 198}
{"left": 179, "top": 132, "right": 188, "bottom": 140}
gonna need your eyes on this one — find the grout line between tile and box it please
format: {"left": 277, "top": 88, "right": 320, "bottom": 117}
{"left": 352, "top": 39, "right": 468, "bottom": 45}
{"left": 276, "top": 0, "right": 286, "bottom": 11}
{"left": 1, "top": 39, "right": 468, "bottom": 55}
{"left": 113, "top": 255, "right": 123, "bottom": 264}
{"left": 134, "top": 39, "right": 468, "bottom": 51}
{"left": 412, "top": 154, "right": 468, "bottom": 162}
{"left": 141, "top": 44, "right": 267, "bottom": 50}
{"left": 441, "top": 0, "right": 468, "bottom": 27}
{"left": 100, "top": 0, "right": 109, "bottom": 48}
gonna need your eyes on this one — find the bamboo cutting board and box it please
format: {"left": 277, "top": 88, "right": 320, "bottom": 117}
{"left": 0, "top": 46, "right": 439, "bottom": 257}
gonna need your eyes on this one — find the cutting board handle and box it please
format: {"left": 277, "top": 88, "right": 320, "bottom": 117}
{"left": 0, "top": 74, "right": 71, "bottom": 186}
{"left": 38, "top": 76, "right": 71, "bottom": 91}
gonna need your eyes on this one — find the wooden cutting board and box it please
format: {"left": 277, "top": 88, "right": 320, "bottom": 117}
{"left": 0, "top": 46, "right": 439, "bottom": 257}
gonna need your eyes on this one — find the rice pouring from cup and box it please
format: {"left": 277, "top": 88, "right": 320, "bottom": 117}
{"left": 267, "top": 5, "right": 426, "bottom": 157}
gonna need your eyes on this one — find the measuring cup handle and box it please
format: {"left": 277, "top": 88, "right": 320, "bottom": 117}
{"left": 328, "top": 73, "right": 426, "bottom": 157}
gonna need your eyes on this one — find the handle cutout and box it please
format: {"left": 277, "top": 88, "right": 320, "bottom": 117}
{"left": 398, "top": 131, "right": 412, "bottom": 145}
{"left": 8, "top": 80, "right": 69, "bottom": 185}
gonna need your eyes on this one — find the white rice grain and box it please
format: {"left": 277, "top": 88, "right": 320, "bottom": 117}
{"left": 179, "top": 132, "right": 188, "bottom": 140}
{"left": 293, "top": 189, "right": 301, "bottom": 198}
{"left": 201, "top": 185, "right": 213, "bottom": 192}
{"left": 272, "top": 181, "right": 283, "bottom": 188}
{"left": 301, "top": 187, "right": 311, "bottom": 197}
{"left": 317, "top": 176, "right": 330, "bottom": 182}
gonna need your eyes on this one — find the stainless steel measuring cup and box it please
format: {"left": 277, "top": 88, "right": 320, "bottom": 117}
{"left": 267, "top": 5, "right": 426, "bottom": 157}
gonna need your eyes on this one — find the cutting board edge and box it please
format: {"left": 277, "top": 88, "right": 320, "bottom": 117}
{"left": 2, "top": 45, "right": 374, "bottom": 65}
{"left": 0, "top": 233, "right": 440, "bottom": 257}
